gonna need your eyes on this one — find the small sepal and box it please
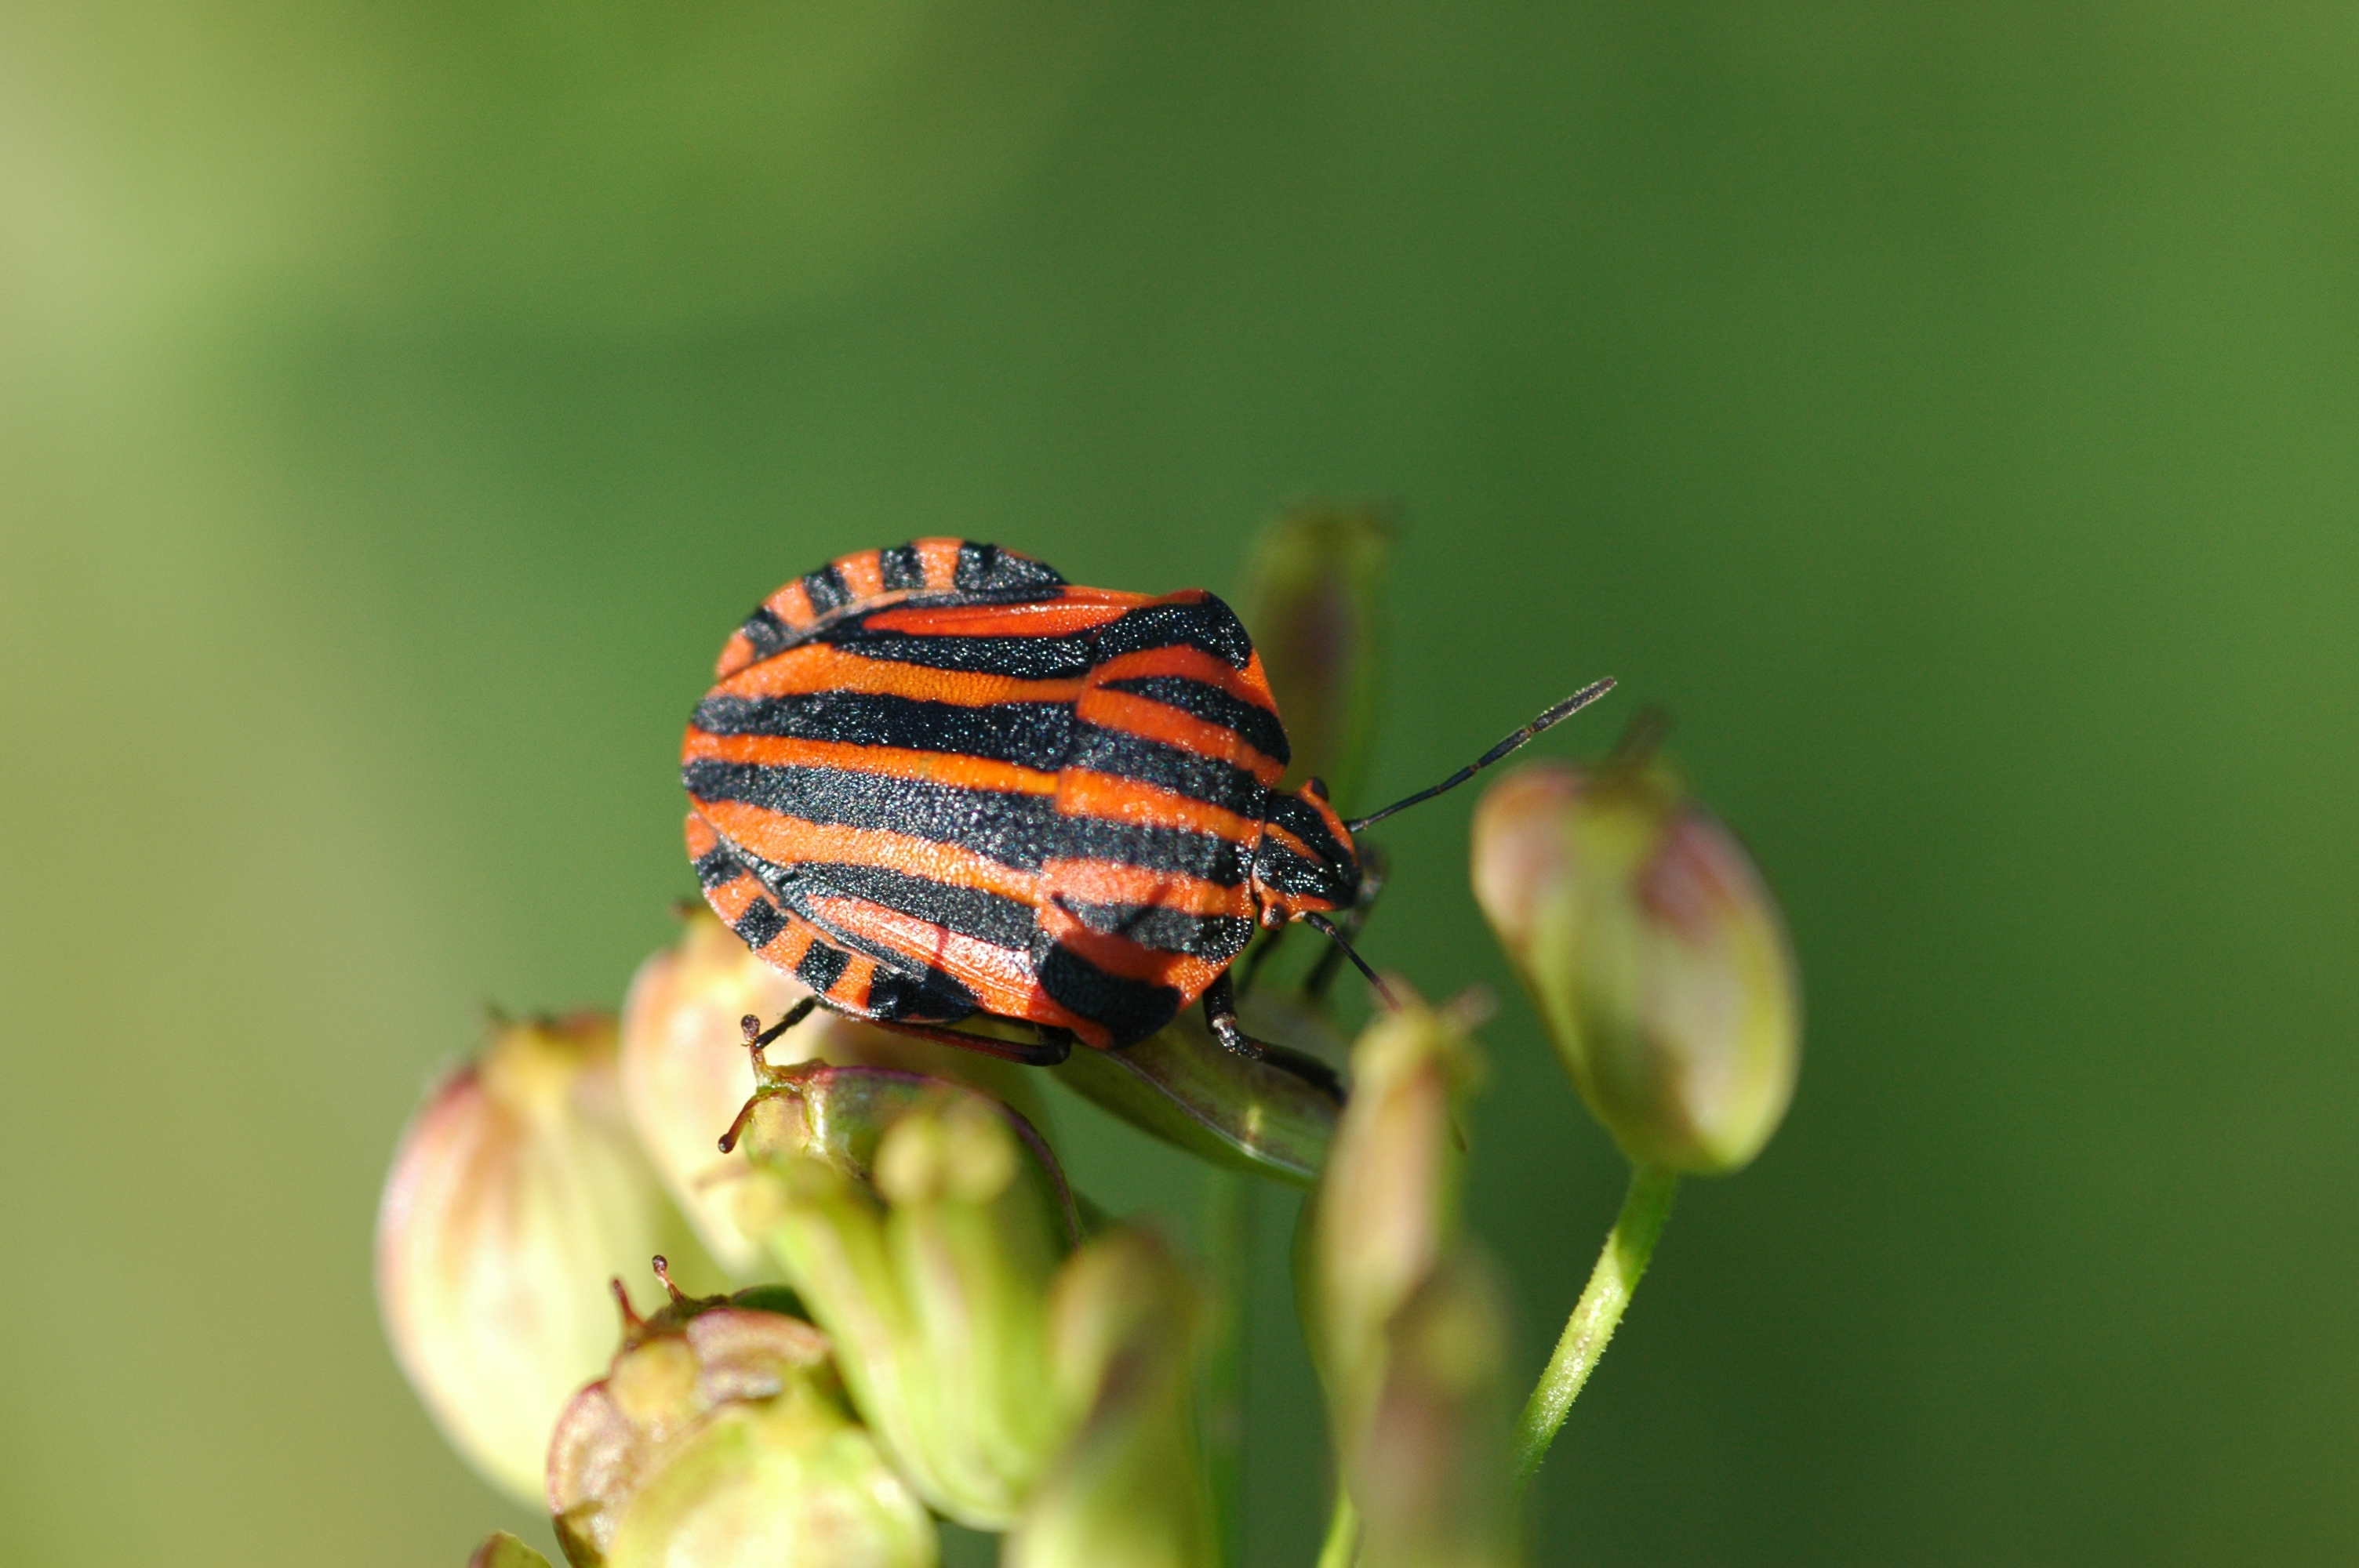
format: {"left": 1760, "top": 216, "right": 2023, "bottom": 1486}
{"left": 548, "top": 1261, "right": 930, "bottom": 1568}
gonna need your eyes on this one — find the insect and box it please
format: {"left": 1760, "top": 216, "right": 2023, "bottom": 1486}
{"left": 682, "top": 537, "right": 1612, "bottom": 1076}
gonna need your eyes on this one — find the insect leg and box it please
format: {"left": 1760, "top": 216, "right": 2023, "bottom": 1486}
{"left": 1201, "top": 971, "right": 1346, "bottom": 1102}
{"left": 1303, "top": 842, "right": 1388, "bottom": 1000}
{"left": 860, "top": 1016, "right": 1076, "bottom": 1068}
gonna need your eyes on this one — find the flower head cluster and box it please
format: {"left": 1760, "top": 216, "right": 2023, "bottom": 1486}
{"left": 379, "top": 513, "right": 1802, "bottom": 1565}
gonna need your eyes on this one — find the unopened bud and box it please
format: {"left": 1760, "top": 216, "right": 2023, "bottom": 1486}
{"left": 377, "top": 1014, "right": 721, "bottom": 1502}
{"left": 1003, "top": 1230, "right": 1218, "bottom": 1568}
{"left": 623, "top": 909, "right": 1049, "bottom": 1277}
{"left": 1299, "top": 993, "right": 1483, "bottom": 1468}
{"left": 1354, "top": 1255, "right": 1521, "bottom": 1568}
{"left": 1472, "top": 758, "right": 1800, "bottom": 1174}
{"left": 548, "top": 1265, "right": 932, "bottom": 1568}
{"left": 734, "top": 1079, "right": 1075, "bottom": 1529}
{"left": 1052, "top": 995, "right": 1341, "bottom": 1187}
{"left": 1240, "top": 501, "right": 1395, "bottom": 808}
{"left": 469, "top": 1531, "right": 556, "bottom": 1568}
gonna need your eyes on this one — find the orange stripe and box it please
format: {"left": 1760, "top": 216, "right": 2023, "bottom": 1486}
{"left": 802, "top": 897, "right": 1041, "bottom": 1016}
{"left": 861, "top": 593, "right": 1140, "bottom": 639}
{"left": 1053, "top": 771, "right": 1262, "bottom": 844}
{"left": 1087, "top": 641, "right": 1273, "bottom": 695}
{"left": 1041, "top": 860, "right": 1256, "bottom": 916}
{"left": 915, "top": 538, "right": 964, "bottom": 590}
{"left": 716, "top": 643, "right": 1089, "bottom": 706}
{"left": 692, "top": 804, "right": 1042, "bottom": 905}
{"left": 755, "top": 916, "right": 817, "bottom": 974}
{"left": 685, "top": 811, "right": 721, "bottom": 859}
{"left": 1037, "top": 906, "right": 1224, "bottom": 993}
{"left": 834, "top": 548, "right": 885, "bottom": 600}
{"left": 684, "top": 730, "right": 1059, "bottom": 797}
{"left": 831, "top": 953, "right": 877, "bottom": 1010}
{"left": 714, "top": 632, "right": 758, "bottom": 680}
{"left": 1074, "top": 688, "right": 1286, "bottom": 786}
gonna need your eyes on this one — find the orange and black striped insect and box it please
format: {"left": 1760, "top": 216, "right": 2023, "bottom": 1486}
{"left": 682, "top": 538, "right": 1612, "bottom": 1079}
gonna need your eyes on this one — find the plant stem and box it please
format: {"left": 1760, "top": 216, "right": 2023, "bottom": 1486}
{"left": 1314, "top": 1487, "right": 1358, "bottom": 1568}
{"left": 1513, "top": 1163, "right": 1678, "bottom": 1482}
{"left": 1201, "top": 1166, "right": 1256, "bottom": 1566}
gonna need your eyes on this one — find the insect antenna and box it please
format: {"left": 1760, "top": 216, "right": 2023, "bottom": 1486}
{"left": 1343, "top": 677, "right": 1617, "bottom": 833}
{"left": 1299, "top": 912, "right": 1400, "bottom": 1011}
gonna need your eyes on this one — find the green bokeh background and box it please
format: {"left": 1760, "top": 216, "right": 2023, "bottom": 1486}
{"left": 4, "top": 5, "right": 2354, "bottom": 1563}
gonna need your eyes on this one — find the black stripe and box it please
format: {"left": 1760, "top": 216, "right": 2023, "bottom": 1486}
{"left": 1055, "top": 898, "right": 1253, "bottom": 960}
{"left": 879, "top": 544, "right": 925, "bottom": 590}
{"left": 1069, "top": 723, "right": 1268, "bottom": 814}
{"left": 802, "top": 565, "right": 851, "bottom": 614}
{"left": 1034, "top": 942, "right": 1184, "bottom": 1047}
{"left": 819, "top": 625, "right": 1099, "bottom": 681}
{"left": 738, "top": 607, "right": 792, "bottom": 660}
{"left": 692, "top": 844, "right": 740, "bottom": 889}
{"left": 1263, "top": 789, "right": 1350, "bottom": 869}
{"left": 1100, "top": 675, "right": 1291, "bottom": 765}
{"left": 684, "top": 759, "right": 1059, "bottom": 870}
{"left": 692, "top": 691, "right": 1071, "bottom": 771}
{"left": 865, "top": 962, "right": 979, "bottom": 1022}
{"left": 1055, "top": 815, "right": 1249, "bottom": 886}
{"left": 795, "top": 940, "right": 849, "bottom": 993}
{"left": 735, "top": 896, "right": 787, "bottom": 949}
{"left": 1090, "top": 596, "right": 1256, "bottom": 670}
{"left": 956, "top": 541, "right": 1067, "bottom": 593}
{"left": 785, "top": 861, "right": 1038, "bottom": 951}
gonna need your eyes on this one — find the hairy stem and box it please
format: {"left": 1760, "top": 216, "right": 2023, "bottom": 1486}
{"left": 1514, "top": 1164, "right": 1679, "bottom": 1482}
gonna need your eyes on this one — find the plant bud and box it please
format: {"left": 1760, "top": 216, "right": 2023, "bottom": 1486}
{"left": 1298, "top": 994, "right": 1483, "bottom": 1470}
{"left": 470, "top": 1531, "right": 557, "bottom": 1568}
{"left": 623, "top": 909, "right": 1049, "bottom": 1278}
{"left": 1354, "top": 1255, "right": 1521, "bottom": 1568}
{"left": 1471, "top": 760, "right": 1800, "bottom": 1174}
{"left": 1003, "top": 1230, "right": 1219, "bottom": 1568}
{"left": 1240, "top": 501, "right": 1395, "bottom": 809}
{"left": 377, "top": 1014, "right": 721, "bottom": 1503}
{"left": 733, "top": 1076, "right": 1075, "bottom": 1530}
{"left": 547, "top": 1266, "right": 932, "bottom": 1568}
{"left": 1051, "top": 995, "right": 1342, "bottom": 1187}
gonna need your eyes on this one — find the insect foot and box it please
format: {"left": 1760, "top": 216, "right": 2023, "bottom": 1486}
{"left": 376, "top": 1014, "right": 722, "bottom": 1504}
{"left": 1470, "top": 747, "right": 1801, "bottom": 1176}
{"left": 1050, "top": 993, "right": 1345, "bottom": 1188}
{"left": 623, "top": 908, "right": 1052, "bottom": 1282}
{"left": 547, "top": 1260, "right": 932, "bottom": 1568}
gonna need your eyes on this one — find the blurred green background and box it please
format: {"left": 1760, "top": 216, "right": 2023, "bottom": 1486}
{"left": 4, "top": 4, "right": 2355, "bottom": 1563}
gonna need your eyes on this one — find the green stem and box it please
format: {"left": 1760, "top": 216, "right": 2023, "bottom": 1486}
{"left": 1201, "top": 1166, "right": 1256, "bottom": 1566}
{"left": 1314, "top": 1488, "right": 1358, "bottom": 1568}
{"left": 1513, "top": 1163, "right": 1679, "bottom": 1482}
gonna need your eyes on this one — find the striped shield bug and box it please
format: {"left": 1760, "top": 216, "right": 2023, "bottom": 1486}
{"left": 681, "top": 538, "right": 1612, "bottom": 1075}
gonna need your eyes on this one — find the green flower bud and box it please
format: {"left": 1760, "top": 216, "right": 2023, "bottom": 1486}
{"left": 1354, "top": 1255, "right": 1521, "bottom": 1568}
{"left": 1471, "top": 759, "right": 1801, "bottom": 1174}
{"left": 547, "top": 1265, "right": 932, "bottom": 1568}
{"left": 376, "top": 1014, "right": 721, "bottom": 1502}
{"left": 1003, "top": 1230, "right": 1219, "bottom": 1568}
{"left": 470, "top": 1531, "right": 558, "bottom": 1568}
{"left": 1299, "top": 994, "right": 1483, "bottom": 1471}
{"left": 1240, "top": 501, "right": 1395, "bottom": 809}
{"left": 1051, "top": 993, "right": 1341, "bottom": 1187}
{"left": 734, "top": 1074, "right": 1076, "bottom": 1529}
{"left": 623, "top": 909, "right": 1050, "bottom": 1278}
